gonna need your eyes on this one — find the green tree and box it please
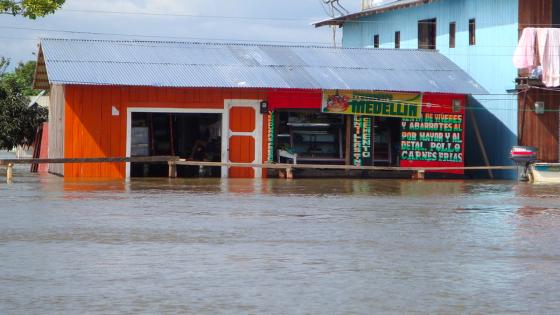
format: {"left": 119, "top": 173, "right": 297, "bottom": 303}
{"left": 0, "top": 0, "right": 65, "bottom": 19}
{"left": 0, "top": 57, "right": 8, "bottom": 75}
{"left": 0, "top": 60, "right": 47, "bottom": 150}
{"left": 2, "top": 61, "right": 37, "bottom": 95}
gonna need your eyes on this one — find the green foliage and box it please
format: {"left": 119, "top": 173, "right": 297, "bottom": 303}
{"left": 0, "top": 57, "right": 8, "bottom": 75}
{"left": 0, "top": 0, "right": 65, "bottom": 19}
{"left": 2, "top": 61, "right": 37, "bottom": 96}
{"left": 0, "top": 59, "right": 47, "bottom": 150}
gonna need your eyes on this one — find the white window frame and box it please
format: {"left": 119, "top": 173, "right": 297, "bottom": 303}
{"left": 126, "top": 107, "right": 225, "bottom": 179}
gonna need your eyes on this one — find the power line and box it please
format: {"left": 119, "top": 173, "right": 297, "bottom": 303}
{"left": 3, "top": 24, "right": 559, "bottom": 53}
{"left": 0, "top": 36, "right": 37, "bottom": 41}
{"left": 60, "top": 8, "right": 310, "bottom": 22}
{"left": 2, "top": 24, "right": 557, "bottom": 50}
{"left": 56, "top": 8, "right": 560, "bottom": 28}
{"left": 0, "top": 25, "right": 336, "bottom": 46}
{"left": 317, "top": 0, "right": 335, "bottom": 17}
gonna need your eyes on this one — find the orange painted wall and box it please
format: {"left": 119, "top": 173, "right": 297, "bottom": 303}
{"left": 64, "top": 85, "right": 267, "bottom": 179}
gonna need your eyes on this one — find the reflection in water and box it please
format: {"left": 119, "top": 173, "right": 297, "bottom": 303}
{"left": 516, "top": 206, "right": 554, "bottom": 217}
{"left": 1, "top": 162, "right": 560, "bottom": 314}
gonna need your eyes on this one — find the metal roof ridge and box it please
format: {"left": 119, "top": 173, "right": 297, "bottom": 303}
{"left": 45, "top": 60, "right": 456, "bottom": 71}
{"left": 40, "top": 38, "right": 333, "bottom": 49}
{"left": 40, "top": 37, "right": 439, "bottom": 52}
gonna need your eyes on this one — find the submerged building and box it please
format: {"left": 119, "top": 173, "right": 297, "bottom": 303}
{"left": 315, "top": 0, "right": 560, "bottom": 178}
{"left": 33, "top": 38, "right": 484, "bottom": 179}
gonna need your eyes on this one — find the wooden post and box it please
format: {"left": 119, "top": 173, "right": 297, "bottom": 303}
{"left": 168, "top": 114, "right": 175, "bottom": 156}
{"left": 6, "top": 163, "right": 13, "bottom": 183}
{"left": 168, "top": 161, "right": 177, "bottom": 178}
{"left": 286, "top": 167, "right": 293, "bottom": 179}
{"left": 412, "top": 170, "right": 425, "bottom": 180}
{"left": 469, "top": 108, "right": 494, "bottom": 179}
{"left": 345, "top": 115, "right": 352, "bottom": 166}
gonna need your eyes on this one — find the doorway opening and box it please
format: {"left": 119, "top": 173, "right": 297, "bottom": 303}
{"left": 130, "top": 112, "right": 222, "bottom": 178}
{"left": 374, "top": 117, "right": 402, "bottom": 166}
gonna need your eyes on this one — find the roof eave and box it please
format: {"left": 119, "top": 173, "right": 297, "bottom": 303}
{"left": 313, "top": 0, "right": 437, "bottom": 28}
{"left": 32, "top": 43, "right": 50, "bottom": 90}
{"left": 313, "top": 18, "right": 346, "bottom": 28}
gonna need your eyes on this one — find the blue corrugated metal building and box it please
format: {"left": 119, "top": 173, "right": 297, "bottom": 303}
{"left": 316, "top": 0, "right": 559, "bottom": 178}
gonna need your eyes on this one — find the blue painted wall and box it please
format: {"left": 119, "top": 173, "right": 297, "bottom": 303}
{"left": 342, "top": 0, "right": 519, "bottom": 178}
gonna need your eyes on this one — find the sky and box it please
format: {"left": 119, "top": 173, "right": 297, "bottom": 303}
{"left": 0, "top": 0, "right": 363, "bottom": 69}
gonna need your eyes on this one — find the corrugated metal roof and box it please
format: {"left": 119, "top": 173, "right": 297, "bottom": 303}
{"left": 37, "top": 38, "right": 486, "bottom": 94}
{"left": 313, "top": 0, "right": 438, "bottom": 27}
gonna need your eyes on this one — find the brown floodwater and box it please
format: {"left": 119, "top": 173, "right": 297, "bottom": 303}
{"left": 1, "top": 157, "right": 560, "bottom": 314}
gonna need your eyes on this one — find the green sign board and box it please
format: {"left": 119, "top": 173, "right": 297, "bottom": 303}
{"left": 353, "top": 115, "right": 373, "bottom": 166}
{"left": 322, "top": 90, "right": 423, "bottom": 119}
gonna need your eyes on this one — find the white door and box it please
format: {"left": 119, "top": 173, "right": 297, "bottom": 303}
{"left": 222, "top": 100, "right": 263, "bottom": 178}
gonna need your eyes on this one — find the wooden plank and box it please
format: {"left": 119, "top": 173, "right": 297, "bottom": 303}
{"left": 519, "top": 0, "right": 552, "bottom": 31}
{"left": 0, "top": 156, "right": 516, "bottom": 179}
{"left": 99, "top": 87, "right": 110, "bottom": 177}
{"left": 50, "top": 85, "right": 65, "bottom": 175}
{"left": 64, "top": 85, "right": 74, "bottom": 177}
{"left": 72, "top": 85, "right": 84, "bottom": 177}
{"left": 76, "top": 85, "right": 86, "bottom": 177}
{"left": 518, "top": 89, "right": 560, "bottom": 162}
{"left": 109, "top": 86, "right": 121, "bottom": 177}
{"left": 0, "top": 156, "right": 179, "bottom": 165}
{"left": 91, "top": 85, "right": 102, "bottom": 177}
{"left": 6, "top": 163, "right": 13, "bottom": 183}
{"left": 118, "top": 86, "right": 129, "bottom": 177}
{"left": 174, "top": 160, "right": 517, "bottom": 171}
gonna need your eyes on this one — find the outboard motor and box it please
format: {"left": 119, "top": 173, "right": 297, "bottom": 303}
{"left": 510, "top": 146, "right": 538, "bottom": 181}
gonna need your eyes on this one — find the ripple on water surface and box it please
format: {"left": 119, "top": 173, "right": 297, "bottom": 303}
{"left": 1, "top": 162, "right": 560, "bottom": 314}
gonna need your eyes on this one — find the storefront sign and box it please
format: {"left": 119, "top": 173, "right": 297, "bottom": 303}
{"left": 267, "top": 112, "right": 275, "bottom": 163}
{"left": 322, "top": 90, "right": 422, "bottom": 119}
{"left": 400, "top": 113, "right": 464, "bottom": 163}
{"left": 353, "top": 115, "right": 373, "bottom": 166}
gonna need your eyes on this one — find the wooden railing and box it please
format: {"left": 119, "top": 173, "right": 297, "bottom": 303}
{"left": 0, "top": 156, "right": 517, "bottom": 183}
{"left": 0, "top": 156, "right": 179, "bottom": 165}
{"left": 0, "top": 156, "right": 179, "bottom": 183}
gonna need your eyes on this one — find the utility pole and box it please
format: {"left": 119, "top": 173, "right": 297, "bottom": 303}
{"left": 320, "top": 0, "right": 349, "bottom": 48}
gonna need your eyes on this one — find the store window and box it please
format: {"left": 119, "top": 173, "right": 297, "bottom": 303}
{"left": 374, "top": 34, "right": 380, "bottom": 48}
{"left": 395, "top": 31, "right": 401, "bottom": 49}
{"left": 275, "top": 112, "right": 345, "bottom": 164}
